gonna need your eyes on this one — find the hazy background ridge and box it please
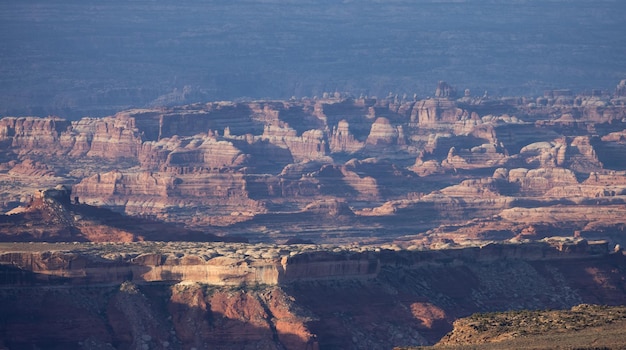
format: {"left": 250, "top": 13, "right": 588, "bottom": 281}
{"left": 1, "top": 0, "right": 625, "bottom": 118}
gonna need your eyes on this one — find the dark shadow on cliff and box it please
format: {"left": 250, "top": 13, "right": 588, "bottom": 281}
{"left": 534, "top": 252, "right": 626, "bottom": 306}
{"left": 283, "top": 250, "right": 626, "bottom": 349}
{"left": 0, "top": 193, "right": 246, "bottom": 243}
{"left": 71, "top": 203, "right": 246, "bottom": 242}
{"left": 1, "top": 249, "right": 626, "bottom": 349}
{"left": 0, "top": 279, "right": 319, "bottom": 350}
{"left": 284, "top": 278, "right": 445, "bottom": 349}
{"left": 232, "top": 138, "right": 294, "bottom": 175}
{"left": 592, "top": 138, "right": 626, "bottom": 171}
{"left": 0, "top": 282, "right": 122, "bottom": 350}
{"left": 0, "top": 264, "right": 69, "bottom": 285}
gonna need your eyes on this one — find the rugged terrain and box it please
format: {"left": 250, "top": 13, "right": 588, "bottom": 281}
{"left": 2, "top": 81, "right": 626, "bottom": 246}
{"left": 401, "top": 305, "right": 626, "bottom": 350}
{"left": 1, "top": 81, "right": 626, "bottom": 348}
{"left": 1, "top": 239, "right": 625, "bottom": 349}
{"left": 0, "top": 186, "right": 244, "bottom": 243}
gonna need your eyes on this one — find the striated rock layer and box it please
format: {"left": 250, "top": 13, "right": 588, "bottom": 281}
{"left": 0, "top": 186, "right": 245, "bottom": 243}
{"left": 0, "top": 240, "right": 624, "bottom": 349}
{"left": 2, "top": 82, "right": 626, "bottom": 244}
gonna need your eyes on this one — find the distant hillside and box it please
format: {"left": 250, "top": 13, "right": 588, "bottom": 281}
{"left": 1, "top": 0, "right": 625, "bottom": 117}
{"left": 0, "top": 185, "right": 244, "bottom": 243}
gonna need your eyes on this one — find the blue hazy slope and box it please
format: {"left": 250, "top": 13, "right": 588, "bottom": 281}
{"left": 1, "top": 0, "right": 625, "bottom": 117}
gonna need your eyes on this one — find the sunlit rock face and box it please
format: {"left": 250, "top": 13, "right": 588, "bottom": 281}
{"left": 366, "top": 117, "right": 398, "bottom": 145}
{"left": 0, "top": 117, "right": 71, "bottom": 154}
{"left": 617, "top": 79, "right": 626, "bottom": 97}
{"left": 330, "top": 119, "right": 365, "bottom": 153}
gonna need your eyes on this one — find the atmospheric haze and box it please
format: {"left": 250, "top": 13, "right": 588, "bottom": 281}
{"left": 0, "top": 0, "right": 625, "bottom": 118}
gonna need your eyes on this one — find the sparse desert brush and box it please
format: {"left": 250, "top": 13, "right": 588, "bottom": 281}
{"left": 436, "top": 304, "right": 626, "bottom": 349}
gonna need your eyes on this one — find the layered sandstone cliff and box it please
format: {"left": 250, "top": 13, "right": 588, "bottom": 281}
{"left": 0, "top": 239, "right": 612, "bottom": 287}
{"left": 0, "top": 240, "right": 624, "bottom": 349}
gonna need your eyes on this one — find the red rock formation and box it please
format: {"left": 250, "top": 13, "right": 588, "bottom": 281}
{"left": 500, "top": 167, "right": 579, "bottom": 196}
{"left": 329, "top": 120, "right": 364, "bottom": 153}
{"left": 7, "top": 159, "right": 57, "bottom": 177}
{"left": 169, "top": 283, "right": 319, "bottom": 349}
{"left": 441, "top": 143, "right": 507, "bottom": 170}
{"left": 3, "top": 84, "right": 626, "bottom": 245}
{"left": 261, "top": 124, "right": 329, "bottom": 162}
{"left": 519, "top": 141, "right": 567, "bottom": 167}
{"left": 71, "top": 168, "right": 266, "bottom": 224}
{"left": 73, "top": 170, "right": 169, "bottom": 198}
{"left": 0, "top": 116, "right": 70, "bottom": 154}
{"left": 166, "top": 136, "right": 249, "bottom": 169}
{"left": 567, "top": 136, "right": 603, "bottom": 172}
{"left": 59, "top": 117, "right": 99, "bottom": 157}
{"left": 87, "top": 114, "right": 143, "bottom": 159}
{"left": 1, "top": 241, "right": 624, "bottom": 348}
{"left": 0, "top": 186, "right": 243, "bottom": 243}
{"left": 365, "top": 117, "right": 402, "bottom": 145}
{"left": 411, "top": 158, "right": 445, "bottom": 176}
{"left": 584, "top": 170, "right": 626, "bottom": 186}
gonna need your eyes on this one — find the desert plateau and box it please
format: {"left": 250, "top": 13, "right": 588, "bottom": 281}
{"left": 0, "top": 80, "right": 626, "bottom": 349}
{"left": 1, "top": 0, "right": 626, "bottom": 348}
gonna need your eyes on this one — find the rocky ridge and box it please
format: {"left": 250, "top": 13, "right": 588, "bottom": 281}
{"left": 0, "top": 238, "right": 611, "bottom": 287}
{"left": 0, "top": 239, "right": 625, "bottom": 349}
{"left": 0, "top": 185, "right": 243, "bottom": 243}
{"left": 400, "top": 305, "right": 626, "bottom": 350}
{"left": 436, "top": 304, "right": 626, "bottom": 347}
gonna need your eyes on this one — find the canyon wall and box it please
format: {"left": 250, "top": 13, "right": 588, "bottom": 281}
{"left": 1, "top": 240, "right": 624, "bottom": 349}
{"left": 0, "top": 239, "right": 612, "bottom": 287}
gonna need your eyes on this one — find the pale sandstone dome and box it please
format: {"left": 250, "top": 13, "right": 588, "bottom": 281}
{"left": 329, "top": 119, "right": 364, "bottom": 153}
{"left": 365, "top": 117, "right": 398, "bottom": 145}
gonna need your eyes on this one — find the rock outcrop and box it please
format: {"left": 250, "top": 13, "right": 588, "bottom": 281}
{"left": 411, "top": 99, "right": 465, "bottom": 128}
{"left": 0, "top": 117, "right": 70, "bottom": 154}
{"left": 616, "top": 79, "right": 626, "bottom": 97}
{"left": 436, "top": 305, "right": 626, "bottom": 348}
{"left": 0, "top": 240, "right": 624, "bottom": 349}
{"left": 365, "top": 117, "right": 402, "bottom": 145}
{"left": 329, "top": 120, "right": 364, "bottom": 153}
{"left": 0, "top": 239, "right": 614, "bottom": 287}
{"left": 86, "top": 114, "right": 143, "bottom": 159}
{"left": 0, "top": 186, "right": 244, "bottom": 243}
